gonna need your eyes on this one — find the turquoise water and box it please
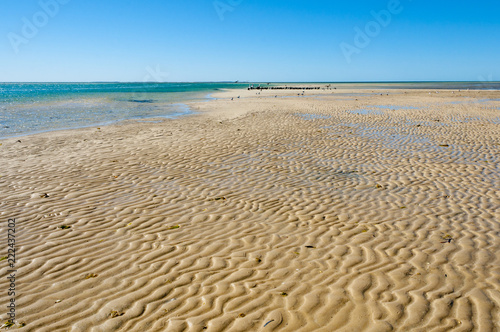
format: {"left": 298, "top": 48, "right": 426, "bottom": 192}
{"left": 1, "top": 82, "right": 499, "bottom": 139}
{"left": 0, "top": 82, "right": 249, "bottom": 138}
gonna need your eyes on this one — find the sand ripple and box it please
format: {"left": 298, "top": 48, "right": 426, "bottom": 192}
{"left": 1, "top": 89, "right": 499, "bottom": 331}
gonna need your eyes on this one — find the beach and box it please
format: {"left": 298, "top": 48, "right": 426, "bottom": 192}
{"left": 1, "top": 88, "right": 499, "bottom": 331}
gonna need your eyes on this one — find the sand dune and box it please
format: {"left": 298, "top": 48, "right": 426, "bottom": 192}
{"left": 1, "top": 89, "right": 499, "bottom": 331}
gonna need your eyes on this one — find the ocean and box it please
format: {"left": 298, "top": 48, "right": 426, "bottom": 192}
{"left": 1, "top": 82, "right": 499, "bottom": 139}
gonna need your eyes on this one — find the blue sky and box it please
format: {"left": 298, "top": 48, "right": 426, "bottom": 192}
{"left": 1, "top": 0, "right": 499, "bottom": 82}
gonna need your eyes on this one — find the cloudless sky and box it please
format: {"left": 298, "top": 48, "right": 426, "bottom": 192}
{"left": 0, "top": 0, "right": 499, "bottom": 82}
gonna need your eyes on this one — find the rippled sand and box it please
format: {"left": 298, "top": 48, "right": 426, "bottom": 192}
{"left": 1, "top": 89, "right": 499, "bottom": 331}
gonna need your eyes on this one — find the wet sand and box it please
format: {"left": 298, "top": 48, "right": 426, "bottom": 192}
{"left": 1, "top": 88, "right": 499, "bottom": 331}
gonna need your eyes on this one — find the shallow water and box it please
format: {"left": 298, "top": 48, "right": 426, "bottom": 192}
{"left": 370, "top": 105, "right": 422, "bottom": 110}
{"left": 0, "top": 82, "right": 248, "bottom": 138}
{"left": 295, "top": 113, "right": 332, "bottom": 120}
{"left": 0, "top": 99, "right": 194, "bottom": 138}
{"left": 351, "top": 124, "right": 431, "bottom": 145}
{"left": 447, "top": 99, "right": 500, "bottom": 105}
{"left": 349, "top": 109, "right": 384, "bottom": 115}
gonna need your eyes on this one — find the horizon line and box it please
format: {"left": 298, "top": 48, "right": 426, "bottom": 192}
{"left": 2, "top": 80, "right": 500, "bottom": 84}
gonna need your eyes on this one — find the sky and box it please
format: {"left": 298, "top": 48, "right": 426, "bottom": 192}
{"left": 0, "top": 0, "right": 499, "bottom": 82}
